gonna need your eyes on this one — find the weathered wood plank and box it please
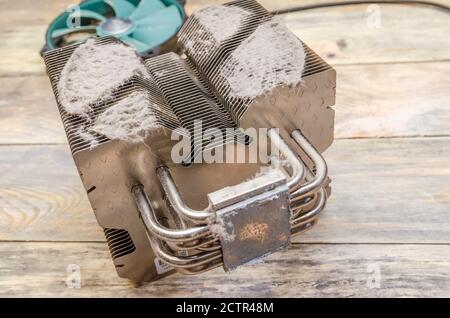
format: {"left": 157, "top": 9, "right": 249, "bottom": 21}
{"left": 1, "top": 137, "right": 449, "bottom": 243}
{"left": 0, "top": 145, "right": 104, "bottom": 242}
{"left": 188, "top": 0, "right": 450, "bottom": 12}
{"left": 1, "top": 62, "right": 448, "bottom": 144}
{"left": 0, "top": 0, "right": 449, "bottom": 76}
{"left": 0, "top": 242, "right": 448, "bottom": 297}
{"left": 3, "top": 0, "right": 415, "bottom": 25}
{"left": 0, "top": 75, "right": 66, "bottom": 144}
{"left": 299, "top": 136, "right": 450, "bottom": 244}
{"left": 284, "top": 2, "right": 450, "bottom": 65}
{"left": 2, "top": 0, "right": 447, "bottom": 25}
{"left": 335, "top": 61, "right": 450, "bottom": 139}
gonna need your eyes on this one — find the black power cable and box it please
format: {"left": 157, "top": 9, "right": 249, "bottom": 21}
{"left": 272, "top": 0, "right": 450, "bottom": 15}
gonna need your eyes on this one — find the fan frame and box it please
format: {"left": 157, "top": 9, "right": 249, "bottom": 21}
{"left": 43, "top": 0, "right": 186, "bottom": 55}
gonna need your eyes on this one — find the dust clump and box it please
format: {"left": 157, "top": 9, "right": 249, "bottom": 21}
{"left": 210, "top": 215, "right": 235, "bottom": 243}
{"left": 58, "top": 39, "right": 148, "bottom": 115}
{"left": 221, "top": 20, "right": 306, "bottom": 99}
{"left": 89, "top": 91, "right": 160, "bottom": 143}
{"left": 194, "top": 5, "right": 250, "bottom": 43}
{"left": 75, "top": 126, "right": 99, "bottom": 150}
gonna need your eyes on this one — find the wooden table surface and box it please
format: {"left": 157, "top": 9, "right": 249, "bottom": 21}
{"left": 0, "top": 0, "right": 449, "bottom": 297}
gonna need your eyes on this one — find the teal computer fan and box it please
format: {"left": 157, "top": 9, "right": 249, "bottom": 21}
{"left": 45, "top": 0, "right": 185, "bottom": 55}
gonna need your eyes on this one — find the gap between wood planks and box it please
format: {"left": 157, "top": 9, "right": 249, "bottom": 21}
{"left": 1, "top": 240, "right": 450, "bottom": 245}
{"left": 0, "top": 134, "right": 449, "bottom": 147}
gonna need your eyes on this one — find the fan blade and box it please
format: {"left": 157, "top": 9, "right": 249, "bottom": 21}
{"left": 130, "top": 0, "right": 166, "bottom": 20}
{"left": 134, "top": 5, "right": 182, "bottom": 29}
{"left": 51, "top": 26, "right": 97, "bottom": 38}
{"left": 132, "top": 24, "right": 178, "bottom": 47}
{"left": 105, "top": 0, "right": 136, "bottom": 18}
{"left": 78, "top": 9, "right": 107, "bottom": 21}
{"left": 120, "top": 35, "right": 151, "bottom": 52}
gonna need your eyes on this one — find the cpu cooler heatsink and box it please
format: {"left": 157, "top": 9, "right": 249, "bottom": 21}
{"left": 43, "top": 0, "right": 336, "bottom": 282}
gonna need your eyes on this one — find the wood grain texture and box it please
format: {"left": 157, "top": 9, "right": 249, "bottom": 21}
{"left": 0, "top": 76, "right": 66, "bottom": 144}
{"left": 284, "top": 2, "right": 450, "bottom": 65}
{"left": 1, "top": 0, "right": 449, "bottom": 297}
{"left": 1, "top": 62, "right": 449, "bottom": 144}
{"left": 0, "top": 242, "right": 449, "bottom": 297}
{"left": 299, "top": 136, "right": 450, "bottom": 244}
{"left": 0, "top": 145, "right": 103, "bottom": 242}
{"left": 335, "top": 61, "right": 450, "bottom": 139}
{"left": 0, "top": 0, "right": 449, "bottom": 75}
{"left": 1, "top": 137, "right": 448, "bottom": 243}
